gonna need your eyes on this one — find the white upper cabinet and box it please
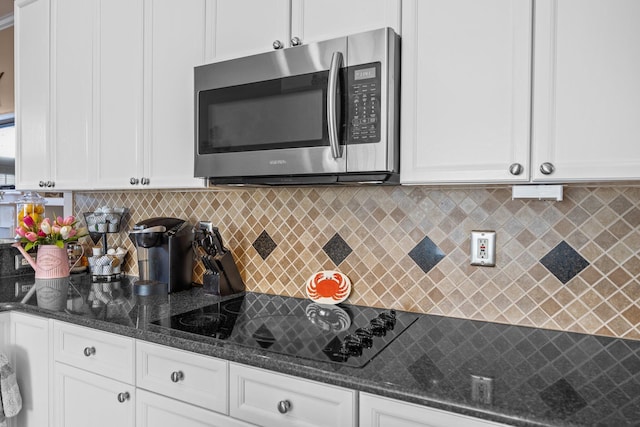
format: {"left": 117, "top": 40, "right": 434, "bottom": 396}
{"left": 140, "top": 0, "right": 208, "bottom": 189}
{"left": 14, "top": 0, "right": 52, "bottom": 190}
{"left": 209, "top": 0, "right": 291, "bottom": 61}
{"left": 290, "top": 0, "right": 401, "bottom": 44}
{"left": 15, "top": 0, "right": 207, "bottom": 190}
{"left": 50, "top": 0, "right": 97, "bottom": 190}
{"left": 531, "top": 0, "right": 640, "bottom": 182}
{"left": 92, "top": 0, "right": 144, "bottom": 189}
{"left": 400, "top": 0, "right": 533, "bottom": 184}
{"left": 209, "top": 0, "right": 400, "bottom": 62}
{"left": 401, "top": 0, "right": 640, "bottom": 185}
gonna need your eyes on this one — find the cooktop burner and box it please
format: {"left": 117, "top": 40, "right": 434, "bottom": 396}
{"left": 153, "top": 292, "right": 419, "bottom": 367}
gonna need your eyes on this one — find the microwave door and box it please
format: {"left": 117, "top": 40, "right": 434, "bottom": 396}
{"left": 195, "top": 37, "right": 349, "bottom": 180}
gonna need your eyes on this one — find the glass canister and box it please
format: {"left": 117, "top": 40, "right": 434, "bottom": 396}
{"left": 16, "top": 191, "right": 47, "bottom": 232}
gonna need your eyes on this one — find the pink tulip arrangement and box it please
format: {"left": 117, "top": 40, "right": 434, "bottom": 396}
{"left": 16, "top": 215, "right": 89, "bottom": 251}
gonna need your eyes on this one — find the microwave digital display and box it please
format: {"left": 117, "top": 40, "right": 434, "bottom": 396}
{"left": 354, "top": 67, "right": 376, "bottom": 81}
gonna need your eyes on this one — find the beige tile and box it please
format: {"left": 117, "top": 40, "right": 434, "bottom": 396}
{"left": 74, "top": 185, "right": 640, "bottom": 341}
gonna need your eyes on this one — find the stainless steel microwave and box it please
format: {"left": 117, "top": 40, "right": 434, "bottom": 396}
{"left": 194, "top": 27, "right": 400, "bottom": 185}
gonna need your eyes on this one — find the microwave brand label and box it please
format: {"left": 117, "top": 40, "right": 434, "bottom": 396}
{"left": 269, "top": 160, "right": 287, "bottom": 165}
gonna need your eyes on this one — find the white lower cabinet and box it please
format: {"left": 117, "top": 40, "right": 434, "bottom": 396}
{"left": 360, "top": 393, "right": 509, "bottom": 427}
{"left": 229, "top": 363, "right": 356, "bottom": 427}
{"left": 54, "top": 362, "right": 135, "bottom": 427}
{"left": 52, "top": 321, "right": 136, "bottom": 427}
{"left": 136, "top": 389, "right": 254, "bottom": 427}
{"left": 0, "top": 312, "right": 51, "bottom": 427}
{"left": 3, "top": 316, "right": 514, "bottom": 427}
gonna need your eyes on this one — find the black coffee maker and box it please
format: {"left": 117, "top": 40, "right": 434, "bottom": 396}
{"left": 129, "top": 217, "right": 194, "bottom": 293}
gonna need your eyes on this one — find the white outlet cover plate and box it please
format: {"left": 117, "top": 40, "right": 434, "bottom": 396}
{"left": 470, "top": 230, "right": 496, "bottom": 266}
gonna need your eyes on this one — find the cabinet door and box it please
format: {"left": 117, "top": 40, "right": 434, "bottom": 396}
{"left": 9, "top": 313, "right": 52, "bottom": 427}
{"left": 14, "top": 0, "right": 51, "bottom": 190}
{"left": 208, "top": 0, "right": 290, "bottom": 61}
{"left": 360, "top": 393, "right": 509, "bottom": 427}
{"left": 291, "top": 0, "right": 401, "bottom": 44}
{"left": 400, "top": 0, "right": 532, "bottom": 184}
{"left": 54, "top": 362, "right": 134, "bottom": 427}
{"left": 93, "top": 0, "right": 144, "bottom": 189}
{"left": 50, "top": 0, "right": 95, "bottom": 190}
{"left": 142, "top": 0, "right": 206, "bottom": 189}
{"left": 136, "top": 389, "right": 254, "bottom": 427}
{"left": 531, "top": 0, "right": 640, "bottom": 182}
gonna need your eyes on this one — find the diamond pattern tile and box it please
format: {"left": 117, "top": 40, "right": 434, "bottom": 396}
{"left": 73, "top": 186, "right": 640, "bottom": 340}
{"left": 409, "top": 236, "right": 445, "bottom": 273}
{"left": 253, "top": 230, "right": 277, "bottom": 260}
{"left": 540, "top": 378, "right": 587, "bottom": 418}
{"left": 323, "top": 233, "right": 352, "bottom": 266}
{"left": 541, "top": 241, "right": 590, "bottom": 284}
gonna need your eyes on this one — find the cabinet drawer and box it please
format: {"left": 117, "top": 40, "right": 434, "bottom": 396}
{"left": 360, "top": 392, "right": 509, "bottom": 427}
{"left": 137, "top": 389, "right": 254, "bottom": 427}
{"left": 229, "top": 363, "right": 356, "bottom": 427}
{"left": 53, "top": 321, "right": 135, "bottom": 384}
{"left": 136, "top": 341, "right": 228, "bottom": 414}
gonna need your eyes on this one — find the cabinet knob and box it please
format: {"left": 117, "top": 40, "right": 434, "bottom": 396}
{"left": 38, "top": 181, "right": 45, "bottom": 188}
{"left": 117, "top": 392, "right": 130, "bottom": 403}
{"left": 141, "top": 177, "right": 149, "bottom": 185}
{"left": 272, "top": 40, "right": 284, "bottom": 50}
{"left": 130, "top": 177, "right": 139, "bottom": 185}
{"left": 47, "top": 180, "right": 55, "bottom": 188}
{"left": 170, "top": 371, "right": 184, "bottom": 383}
{"left": 290, "top": 36, "right": 302, "bottom": 47}
{"left": 83, "top": 346, "right": 96, "bottom": 357}
{"left": 277, "top": 400, "right": 291, "bottom": 414}
{"left": 509, "top": 163, "right": 524, "bottom": 176}
{"left": 539, "top": 162, "right": 555, "bottom": 175}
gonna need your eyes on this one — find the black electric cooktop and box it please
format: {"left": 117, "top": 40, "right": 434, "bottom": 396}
{"left": 153, "top": 292, "right": 419, "bottom": 368}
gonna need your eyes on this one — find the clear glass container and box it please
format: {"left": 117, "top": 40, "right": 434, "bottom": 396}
{"left": 16, "top": 191, "right": 46, "bottom": 232}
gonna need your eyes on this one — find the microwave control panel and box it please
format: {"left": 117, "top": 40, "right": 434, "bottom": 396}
{"left": 347, "top": 62, "right": 382, "bottom": 144}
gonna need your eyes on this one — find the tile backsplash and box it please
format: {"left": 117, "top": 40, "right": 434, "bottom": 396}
{"left": 74, "top": 185, "right": 640, "bottom": 340}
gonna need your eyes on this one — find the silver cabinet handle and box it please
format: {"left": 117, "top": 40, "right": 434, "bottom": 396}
{"left": 83, "top": 346, "right": 96, "bottom": 357}
{"left": 539, "top": 162, "right": 555, "bottom": 175}
{"left": 170, "top": 371, "right": 184, "bottom": 383}
{"left": 117, "top": 392, "right": 130, "bottom": 403}
{"left": 509, "top": 163, "right": 523, "bottom": 176}
{"left": 140, "top": 177, "right": 148, "bottom": 185}
{"left": 46, "top": 180, "right": 55, "bottom": 188}
{"left": 290, "top": 36, "right": 302, "bottom": 46}
{"left": 130, "top": 177, "right": 139, "bottom": 185}
{"left": 272, "top": 40, "right": 284, "bottom": 50}
{"left": 327, "top": 51, "right": 343, "bottom": 159}
{"left": 38, "top": 181, "right": 45, "bottom": 187}
{"left": 277, "top": 400, "right": 291, "bottom": 414}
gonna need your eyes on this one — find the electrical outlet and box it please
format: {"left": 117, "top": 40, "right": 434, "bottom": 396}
{"left": 470, "top": 231, "right": 496, "bottom": 266}
{"left": 471, "top": 375, "right": 494, "bottom": 405}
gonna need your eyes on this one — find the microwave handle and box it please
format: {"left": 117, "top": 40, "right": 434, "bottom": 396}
{"left": 327, "top": 51, "right": 343, "bottom": 159}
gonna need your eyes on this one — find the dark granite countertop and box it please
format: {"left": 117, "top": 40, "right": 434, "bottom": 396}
{"left": 0, "top": 274, "right": 638, "bottom": 427}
